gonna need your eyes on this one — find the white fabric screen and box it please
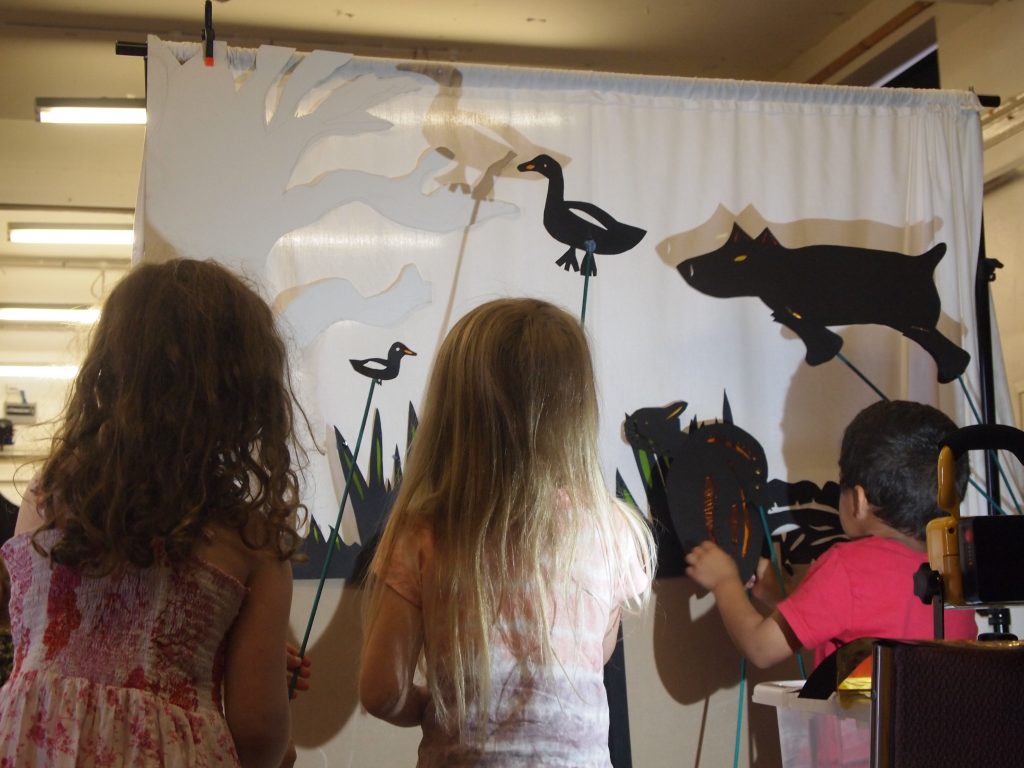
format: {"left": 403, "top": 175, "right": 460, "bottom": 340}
{"left": 138, "top": 36, "right": 1008, "bottom": 766}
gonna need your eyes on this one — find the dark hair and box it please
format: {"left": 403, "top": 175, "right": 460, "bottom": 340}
{"left": 35, "top": 258, "right": 304, "bottom": 575}
{"left": 838, "top": 400, "right": 967, "bottom": 540}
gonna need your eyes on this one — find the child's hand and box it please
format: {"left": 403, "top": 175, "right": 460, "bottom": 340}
{"left": 685, "top": 541, "right": 739, "bottom": 591}
{"left": 286, "top": 642, "right": 311, "bottom": 699}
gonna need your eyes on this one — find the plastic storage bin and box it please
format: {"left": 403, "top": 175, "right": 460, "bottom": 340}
{"left": 752, "top": 681, "right": 871, "bottom": 768}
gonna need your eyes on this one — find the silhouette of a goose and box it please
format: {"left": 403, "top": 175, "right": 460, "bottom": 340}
{"left": 349, "top": 342, "right": 416, "bottom": 382}
{"left": 517, "top": 154, "right": 646, "bottom": 276}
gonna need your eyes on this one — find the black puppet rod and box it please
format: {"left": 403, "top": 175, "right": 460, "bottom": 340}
{"left": 202, "top": 0, "right": 215, "bottom": 66}
{"left": 975, "top": 221, "right": 1005, "bottom": 514}
{"left": 115, "top": 0, "right": 215, "bottom": 63}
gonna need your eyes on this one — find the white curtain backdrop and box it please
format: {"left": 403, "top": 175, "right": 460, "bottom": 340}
{"left": 138, "top": 36, "right": 1012, "bottom": 766}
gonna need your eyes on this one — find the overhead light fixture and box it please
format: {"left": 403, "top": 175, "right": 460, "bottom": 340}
{"left": 8, "top": 224, "right": 134, "bottom": 246}
{"left": 0, "top": 305, "right": 100, "bottom": 325}
{"left": 35, "top": 97, "right": 147, "bottom": 125}
{"left": 0, "top": 364, "right": 80, "bottom": 380}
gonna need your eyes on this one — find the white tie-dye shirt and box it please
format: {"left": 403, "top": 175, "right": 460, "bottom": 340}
{"left": 382, "top": 501, "right": 650, "bottom": 767}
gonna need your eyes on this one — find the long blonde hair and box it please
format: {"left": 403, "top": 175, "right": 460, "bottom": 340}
{"left": 367, "top": 297, "right": 655, "bottom": 740}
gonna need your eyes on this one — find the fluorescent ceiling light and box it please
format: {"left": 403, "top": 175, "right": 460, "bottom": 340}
{"left": 36, "top": 98, "right": 147, "bottom": 125}
{"left": 0, "top": 365, "right": 79, "bottom": 380}
{"left": 8, "top": 224, "right": 134, "bottom": 246}
{"left": 0, "top": 306, "right": 100, "bottom": 325}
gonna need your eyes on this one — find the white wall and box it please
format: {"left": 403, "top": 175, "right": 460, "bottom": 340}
{"left": 938, "top": 0, "right": 1024, "bottom": 428}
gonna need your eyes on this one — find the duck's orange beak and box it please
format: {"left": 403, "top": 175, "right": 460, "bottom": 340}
{"left": 517, "top": 161, "right": 535, "bottom": 172}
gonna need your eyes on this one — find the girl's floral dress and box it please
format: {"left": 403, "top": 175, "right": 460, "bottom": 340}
{"left": 0, "top": 529, "right": 247, "bottom": 766}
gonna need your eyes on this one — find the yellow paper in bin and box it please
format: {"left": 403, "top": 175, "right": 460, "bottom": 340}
{"left": 836, "top": 655, "right": 872, "bottom": 695}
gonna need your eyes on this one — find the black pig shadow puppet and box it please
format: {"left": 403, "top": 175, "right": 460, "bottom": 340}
{"left": 622, "top": 395, "right": 845, "bottom": 583}
{"left": 678, "top": 224, "right": 970, "bottom": 383}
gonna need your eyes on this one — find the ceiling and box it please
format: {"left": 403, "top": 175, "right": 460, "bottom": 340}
{"left": 0, "top": 0, "right": 994, "bottom": 371}
{"left": 0, "top": 0, "right": 886, "bottom": 83}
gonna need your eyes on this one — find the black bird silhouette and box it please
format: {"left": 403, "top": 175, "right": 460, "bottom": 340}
{"left": 349, "top": 342, "right": 416, "bottom": 381}
{"left": 517, "top": 154, "right": 646, "bottom": 276}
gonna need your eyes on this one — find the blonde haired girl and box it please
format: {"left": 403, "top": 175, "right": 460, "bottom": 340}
{"left": 360, "top": 297, "right": 655, "bottom": 766}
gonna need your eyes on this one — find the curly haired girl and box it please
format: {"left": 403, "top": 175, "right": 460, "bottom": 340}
{"left": 0, "top": 258, "right": 305, "bottom": 767}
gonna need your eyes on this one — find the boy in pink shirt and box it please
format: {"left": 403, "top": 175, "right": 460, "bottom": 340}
{"left": 686, "top": 400, "right": 977, "bottom": 670}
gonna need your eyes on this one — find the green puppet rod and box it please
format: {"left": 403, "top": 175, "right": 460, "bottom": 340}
{"left": 290, "top": 341, "right": 416, "bottom": 696}
{"left": 581, "top": 239, "right": 595, "bottom": 324}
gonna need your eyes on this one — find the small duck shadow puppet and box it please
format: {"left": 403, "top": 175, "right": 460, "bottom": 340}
{"left": 517, "top": 154, "right": 646, "bottom": 277}
{"left": 623, "top": 395, "right": 844, "bottom": 582}
{"left": 678, "top": 224, "right": 971, "bottom": 383}
{"left": 350, "top": 342, "right": 417, "bottom": 382}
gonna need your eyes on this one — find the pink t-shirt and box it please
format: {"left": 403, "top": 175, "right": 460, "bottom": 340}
{"left": 381, "top": 502, "right": 650, "bottom": 768}
{"left": 777, "top": 536, "right": 977, "bottom": 667}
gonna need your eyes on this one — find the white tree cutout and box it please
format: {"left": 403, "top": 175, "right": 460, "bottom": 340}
{"left": 141, "top": 37, "right": 524, "bottom": 531}
{"left": 143, "top": 37, "right": 515, "bottom": 288}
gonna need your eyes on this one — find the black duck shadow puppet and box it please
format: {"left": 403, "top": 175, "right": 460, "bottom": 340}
{"left": 678, "top": 223, "right": 970, "bottom": 384}
{"left": 349, "top": 341, "right": 416, "bottom": 382}
{"left": 517, "top": 154, "right": 646, "bottom": 277}
{"left": 621, "top": 394, "right": 845, "bottom": 583}
{"left": 296, "top": 341, "right": 415, "bottom": 579}
{"left": 296, "top": 341, "right": 414, "bottom": 575}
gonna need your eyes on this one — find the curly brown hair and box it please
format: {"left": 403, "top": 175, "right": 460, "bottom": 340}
{"left": 34, "top": 258, "right": 303, "bottom": 575}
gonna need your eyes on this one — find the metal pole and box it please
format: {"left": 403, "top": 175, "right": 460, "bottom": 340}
{"left": 974, "top": 219, "right": 1001, "bottom": 514}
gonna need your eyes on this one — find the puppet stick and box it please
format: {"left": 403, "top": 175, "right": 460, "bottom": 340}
{"left": 957, "top": 377, "right": 1022, "bottom": 513}
{"left": 835, "top": 349, "right": 1012, "bottom": 507}
{"left": 835, "top": 364, "right": 1015, "bottom": 514}
{"left": 835, "top": 351, "right": 889, "bottom": 401}
{"left": 732, "top": 656, "right": 746, "bottom": 768}
{"left": 580, "top": 239, "right": 596, "bottom": 325}
{"left": 967, "top": 477, "right": 1009, "bottom": 515}
{"left": 290, "top": 377, "right": 379, "bottom": 695}
{"left": 756, "top": 505, "right": 807, "bottom": 680}
{"left": 834, "top": 357, "right": 1014, "bottom": 513}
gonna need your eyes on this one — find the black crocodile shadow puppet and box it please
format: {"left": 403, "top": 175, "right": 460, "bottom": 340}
{"left": 678, "top": 224, "right": 970, "bottom": 383}
{"left": 623, "top": 395, "right": 845, "bottom": 582}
